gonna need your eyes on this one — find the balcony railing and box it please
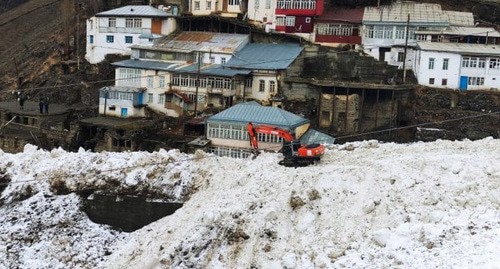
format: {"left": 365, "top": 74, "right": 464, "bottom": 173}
{"left": 99, "top": 26, "right": 150, "bottom": 34}
{"left": 277, "top": 0, "right": 316, "bottom": 10}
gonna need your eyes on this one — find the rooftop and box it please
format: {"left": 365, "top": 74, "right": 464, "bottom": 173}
{"left": 225, "top": 43, "right": 303, "bottom": 70}
{"left": 444, "top": 11, "right": 475, "bottom": 27}
{"left": 417, "top": 42, "right": 500, "bottom": 55}
{"left": 416, "top": 26, "right": 500, "bottom": 38}
{"left": 208, "top": 101, "right": 309, "bottom": 129}
{"left": 96, "top": 5, "right": 171, "bottom": 18}
{"left": 152, "top": 32, "right": 249, "bottom": 54}
{"left": 317, "top": 6, "right": 364, "bottom": 23}
{"left": 363, "top": 2, "right": 448, "bottom": 25}
{"left": 112, "top": 59, "right": 177, "bottom": 71}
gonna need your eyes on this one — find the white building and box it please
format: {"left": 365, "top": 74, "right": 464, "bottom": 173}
{"left": 361, "top": 1, "right": 474, "bottom": 70}
{"left": 414, "top": 42, "right": 500, "bottom": 91}
{"left": 246, "top": 0, "right": 277, "bottom": 28}
{"left": 85, "top": 5, "right": 177, "bottom": 64}
{"left": 188, "top": 0, "right": 245, "bottom": 17}
{"left": 98, "top": 86, "right": 147, "bottom": 118}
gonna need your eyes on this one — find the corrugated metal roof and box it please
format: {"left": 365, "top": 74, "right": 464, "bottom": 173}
{"left": 416, "top": 26, "right": 500, "bottom": 37}
{"left": 363, "top": 2, "right": 447, "bottom": 25}
{"left": 417, "top": 42, "right": 500, "bottom": 55}
{"left": 224, "top": 43, "right": 303, "bottom": 70}
{"left": 317, "top": 7, "right": 364, "bottom": 23}
{"left": 96, "top": 5, "right": 170, "bottom": 17}
{"left": 153, "top": 32, "right": 249, "bottom": 54}
{"left": 112, "top": 59, "right": 176, "bottom": 71}
{"left": 175, "top": 64, "right": 251, "bottom": 76}
{"left": 208, "top": 101, "right": 309, "bottom": 129}
{"left": 300, "top": 129, "right": 336, "bottom": 145}
{"left": 444, "top": 11, "right": 474, "bottom": 27}
{"left": 100, "top": 86, "right": 145, "bottom": 93}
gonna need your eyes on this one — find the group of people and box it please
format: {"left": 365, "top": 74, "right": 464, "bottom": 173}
{"left": 14, "top": 91, "right": 50, "bottom": 114}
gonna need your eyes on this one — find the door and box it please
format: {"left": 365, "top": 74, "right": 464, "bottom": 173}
{"left": 151, "top": 18, "right": 161, "bottom": 34}
{"left": 459, "top": 76, "right": 468, "bottom": 91}
{"left": 121, "top": 108, "right": 128, "bottom": 118}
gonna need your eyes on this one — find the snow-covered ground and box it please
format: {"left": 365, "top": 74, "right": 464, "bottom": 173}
{"left": 1, "top": 138, "right": 499, "bottom": 268}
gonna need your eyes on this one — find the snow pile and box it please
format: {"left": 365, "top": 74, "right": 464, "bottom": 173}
{"left": 107, "top": 138, "right": 500, "bottom": 269}
{"left": 0, "top": 145, "right": 205, "bottom": 268}
{"left": 0, "top": 139, "right": 499, "bottom": 268}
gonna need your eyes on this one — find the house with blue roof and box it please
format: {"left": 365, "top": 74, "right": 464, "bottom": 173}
{"left": 205, "top": 101, "right": 311, "bottom": 158}
{"left": 225, "top": 43, "right": 304, "bottom": 105}
{"left": 85, "top": 5, "right": 178, "bottom": 64}
{"left": 100, "top": 30, "right": 305, "bottom": 119}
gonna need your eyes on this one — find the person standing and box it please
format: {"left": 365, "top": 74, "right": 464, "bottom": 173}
{"left": 43, "top": 97, "right": 50, "bottom": 114}
{"left": 39, "top": 97, "right": 44, "bottom": 114}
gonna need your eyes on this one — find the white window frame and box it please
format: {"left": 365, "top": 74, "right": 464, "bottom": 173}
{"left": 259, "top": 80, "right": 265, "bottom": 92}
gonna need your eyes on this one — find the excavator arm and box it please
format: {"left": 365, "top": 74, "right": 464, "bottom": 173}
{"left": 247, "top": 122, "right": 325, "bottom": 167}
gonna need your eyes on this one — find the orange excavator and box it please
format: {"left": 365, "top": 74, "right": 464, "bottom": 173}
{"left": 247, "top": 122, "right": 325, "bottom": 167}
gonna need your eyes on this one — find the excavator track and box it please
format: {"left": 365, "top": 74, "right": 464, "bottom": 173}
{"left": 279, "top": 157, "right": 320, "bottom": 167}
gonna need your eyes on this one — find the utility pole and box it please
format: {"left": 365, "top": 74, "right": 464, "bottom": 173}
{"left": 76, "top": 2, "right": 81, "bottom": 70}
{"left": 193, "top": 52, "right": 201, "bottom": 117}
{"left": 402, "top": 13, "right": 410, "bottom": 83}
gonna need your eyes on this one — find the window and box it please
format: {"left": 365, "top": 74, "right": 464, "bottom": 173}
{"left": 468, "top": 77, "right": 485, "bottom": 86}
{"left": 125, "top": 36, "right": 133, "bottom": 44}
{"left": 395, "top": 26, "right": 405, "bottom": 39}
{"left": 276, "top": 17, "right": 285, "bottom": 26}
{"left": 462, "top": 57, "right": 485, "bottom": 68}
{"left": 229, "top": 0, "right": 240, "bottom": 5}
{"left": 221, "top": 57, "right": 226, "bottom": 64}
{"left": 429, "top": 78, "right": 435, "bottom": 85}
{"left": 108, "top": 18, "right": 116, "bottom": 27}
{"left": 158, "top": 94, "right": 165, "bottom": 104}
{"left": 259, "top": 80, "right": 265, "bottom": 92}
{"left": 428, "top": 58, "right": 435, "bottom": 69}
{"left": 106, "top": 35, "right": 114, "bottom": 43}
{"left": 210, "top": 57, "right": 215, "bottom": 64}
{"left": 397, "top": 52, "right": 404, "bottom": 62}
{"left": 269, "top": 81, "right": 275, "bottom": 93}
{"left": 286, "top": 16, "right": 295, "bottom": 27}
{"left": 489, "top": 58, "right": 500, "bottom": 69}
{"left": 159, "top": 76, "right": 165, "bottom": 88}
{"left": 316, "top": 24, "right": 355, "bottom": 36}
{"left": 194, "top": 1, "right": 200, "bottom": 10}
{"left": 443, "top": 58, "right": 449, "bottom": 70}
{"left": 147, "top": 76, "right": 154, "bottom": 88}
{"left": 119, "top": 68, "right": 142, "bottom": 85}
{"left": 206, "top": 0, "right": 211, "bottom": 9}
{"left": 89, "top": 20, "right": 93, "bottom": 30}
{"left": 265, "top": 0, "right": 270, "bottom": 9}
{"left": 441, "top": 79, "right": 447, "bottom": 86}
{"left": 245, "top": 78, "right": 253, "bottom": 87}
{"left": 148, "top": 93, "right": 153, "bottom": 103}
{"left": 89, "top": 35, "right": 94, "bottom": 44}
{"left": 125, "top": 18, "right": 142, "bottom": 28}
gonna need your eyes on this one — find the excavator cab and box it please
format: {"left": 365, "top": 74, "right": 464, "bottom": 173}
{"left": 247, "top": 122, "right": 325, "bottom": 167}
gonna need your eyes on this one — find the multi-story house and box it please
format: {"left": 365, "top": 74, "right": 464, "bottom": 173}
{"left": 188, "top": 0, "right": 245, "bottom": 17}
{"left": 414, "top": 42, "right": 500, "bottom": 90}
{"left": 246, "top": 0, "right": 324, "bottom": 40}
{"left": 86, "top": 5, "right": 178, "bottom": 64}
{"left": 314, "top": 6, "right": 364, "bottom": 47}
{"left": 361, "top": 1, "right": 474, "bottom": 70}
{"left": 224, "top": 43, "right": 303, "bottom": 104}
{"left": 99, "top": 32, "right": 250, "bottom": 118}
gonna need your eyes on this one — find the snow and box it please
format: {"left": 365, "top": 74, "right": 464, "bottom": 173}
{"left": 1, "top": 138, "right": 499, "bottom": 268}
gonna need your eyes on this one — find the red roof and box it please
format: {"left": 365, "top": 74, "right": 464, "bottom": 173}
{"left": 317, "top": 7, "right": 364, "bottom": 23}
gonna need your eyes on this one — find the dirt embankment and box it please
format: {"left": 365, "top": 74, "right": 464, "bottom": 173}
{"left": 408, "top": 87, "right": 500, "bottom": 141}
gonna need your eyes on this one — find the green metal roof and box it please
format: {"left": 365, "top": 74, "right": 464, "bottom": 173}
{"left": 207, "top": 101, "right": 309, "bottom": 129}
